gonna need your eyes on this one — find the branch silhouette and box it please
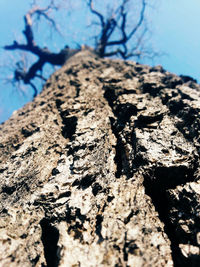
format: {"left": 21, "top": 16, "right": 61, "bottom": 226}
{"left": 4, "top": 0, "right": 154, "bottom": 97}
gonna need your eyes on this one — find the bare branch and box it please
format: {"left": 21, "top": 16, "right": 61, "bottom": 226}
{"left": 35, "top": 74, "right": 47, "bottom": 81}
{"left": 106, "top": 0, "right": 146, "bottom": 46}
{"left": 29, "top": 81, "right": 37, "bottom": 98}
{"left": 4, "top": 42, "right": 30, "bottom": 52}
{"left": 127, "top": 0, "right": 146, "bottom": 40}
{"left": 88, "top": 0, "right": 149, "bottom": 59}
{"left": 88, "top": 0, "right": 105, "bottom": 28}
{"left": 23, "top": 12, "right": 35, "bottom": 46}
{"left": 3, "top": 0, "right": 155, "bottom": 98}
{"left": 3, "top": 1, "right": 82, "bottom": 97}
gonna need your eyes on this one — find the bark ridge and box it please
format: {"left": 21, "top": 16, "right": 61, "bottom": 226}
{"left": 0, "top": 50, "right": 200, "bottom": 266}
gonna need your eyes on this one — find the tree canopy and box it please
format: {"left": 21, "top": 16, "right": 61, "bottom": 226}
{"left": 3, "top": 0, "right": 156, "bottom": 97}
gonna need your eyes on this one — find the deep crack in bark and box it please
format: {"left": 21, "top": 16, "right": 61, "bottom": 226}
{"left": 103, "top": 70, "right": 200, "bottom": 266}
{"left": 40, "top": 218, "right": 60, "bottom": 267}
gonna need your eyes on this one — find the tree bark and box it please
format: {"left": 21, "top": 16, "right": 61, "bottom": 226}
{"left": 0, "top": 50, "right": 200, "bottom": 266}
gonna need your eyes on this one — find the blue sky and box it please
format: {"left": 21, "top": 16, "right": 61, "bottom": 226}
{"left": 151, "top": 0, "right": 200, "bottom": 79}
{"left": 0, "top": 0, "right": 200, "bottom": 123}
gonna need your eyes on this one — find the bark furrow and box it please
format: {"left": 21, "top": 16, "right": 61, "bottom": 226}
{"left": 0, "top": 50, "right": 200, "bottom": 266}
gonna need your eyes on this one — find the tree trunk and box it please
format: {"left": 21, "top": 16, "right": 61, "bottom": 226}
{"left": 0, "top": 50, "right": 200, "bottom": 266}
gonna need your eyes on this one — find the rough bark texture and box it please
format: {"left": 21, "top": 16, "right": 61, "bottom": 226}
{"left": 1, "top": 50, "right": 200, "bottom": 266}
